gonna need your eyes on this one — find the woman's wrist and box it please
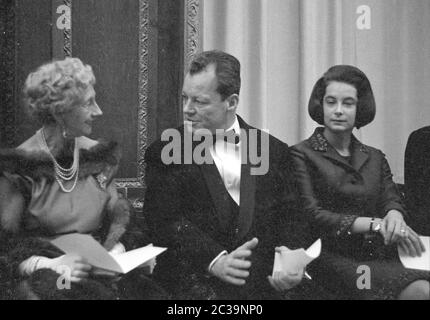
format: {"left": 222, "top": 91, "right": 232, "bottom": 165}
{"left": 369, "top": 217, "right": 383, "bottom": 233}
{"left": 18, "top": 255, "right": 59, "bottom": 276}
{"left": 351, "top": 217, "right": 380, "bottom": 234}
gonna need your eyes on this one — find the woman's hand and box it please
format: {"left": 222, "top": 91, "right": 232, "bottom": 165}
{"left": 267, "top": 246, "right": 304, "bottom": 292}
{"left": 381, "top": 210, "right": 406, "bottom": 245}
{"left": 382, "top": 210, "right": 425, "bottom": 256}
{"left": 109, "top": 242, "right": 126, "bottom": 255}
{"left": 50, "top": 254, "right": 92, "bottom": 283}
{"left": 397, "top": 225, "right": 426, "bottom": 257}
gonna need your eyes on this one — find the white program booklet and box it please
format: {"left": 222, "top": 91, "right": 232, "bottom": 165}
{"left": 272, "top": 239, "right": 321, "bottom": 276}
{"left": 398, "top": 236, "right": 430, "bottom": 271}
{"left": 51, "top": 233, "right": 167, "bottom": 274}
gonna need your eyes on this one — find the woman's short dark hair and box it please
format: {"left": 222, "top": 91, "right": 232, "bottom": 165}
{"left": 188, "top": 50, "right": 241, "bottom": 101}
{"left": 308, "top": 65, "right": 376, "bottom": 129}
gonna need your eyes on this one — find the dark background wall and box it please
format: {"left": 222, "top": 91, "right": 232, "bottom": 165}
{"left": 73, "top": 0, "right": 141, "bottom": 179}
{"left": 0, "top": 0, "right": 184, "bottom": 196}
{"left": 0, "top": 0, "right": 52, "bottom": 148}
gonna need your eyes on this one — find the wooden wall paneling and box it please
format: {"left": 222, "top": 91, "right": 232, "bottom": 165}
{"left": 0, "top": 0, "right": 16, "bottom": 148}
{"left": 0, "top": 0, "right": 52, "bottom": 148}
{"left": 184, "top": 0, "right": 203, "bottom": 73}
{"left": 15, "top": 0, "right": 53, "bottom": 142}
{"left": 71, "top": 0, "right": 185, "bottom": 207}
{"left": 0, "top": 0, "right": 186, "bottom": 208}
{"left": 72, "top": 0, "right": 140, "bottom": 182}
{"left": 52, "top": 0, "right": 72, "bottom": 59}
{"left": 150, "top": 0, "right": 185, "bottom": 139}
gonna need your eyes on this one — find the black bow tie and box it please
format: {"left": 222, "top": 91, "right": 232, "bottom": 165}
{"left": 213, "top": 129, "right": 240, "bottom": 144}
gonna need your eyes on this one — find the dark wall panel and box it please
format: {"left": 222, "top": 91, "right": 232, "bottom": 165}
{"left": 72, "top": 0, "right": 139, "bottom": 179}
{"left": 147, "top": 0, "right": 184, "bottom": 141}
{"left": 0, "top": 0, "right": 52, "bottom": 147}
{"left": 1, "top": 0, "right": 184, "bottom": 192}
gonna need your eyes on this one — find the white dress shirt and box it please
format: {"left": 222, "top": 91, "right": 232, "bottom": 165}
{"left": 209, "top": 117, "right": 242, "bottom": 205}
{"left": 208, "top": 116, "right": 242, "bottom": 272}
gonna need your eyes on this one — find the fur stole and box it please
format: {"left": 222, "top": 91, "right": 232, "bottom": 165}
{"left": 0, "top": 139, "right": 120, "bottom": 182}
{"left": 0, "top": 138, "right": 134, "bottom": 251}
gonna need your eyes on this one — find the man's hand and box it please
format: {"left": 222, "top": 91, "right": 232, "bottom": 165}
{"left": 267, "top": 246, "right": 304, "bottom": 292}
{"left": 268, "top": 271, "right": 303, "bottom": 292}
{"left": 210, "top": 238, "right": 258, "bottom": 286}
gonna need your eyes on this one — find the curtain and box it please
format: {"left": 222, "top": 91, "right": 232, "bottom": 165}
{"left": 201, "top": 0, "right": 430, "bottom": 182}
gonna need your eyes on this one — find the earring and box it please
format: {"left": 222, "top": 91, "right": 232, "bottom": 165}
{"left": 62, "top": 127, "right": 69, "bottom": 139}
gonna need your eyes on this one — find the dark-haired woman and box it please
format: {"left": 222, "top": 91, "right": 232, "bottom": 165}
{"left": 291, "top": 65, "right": 429, "bottom": 300}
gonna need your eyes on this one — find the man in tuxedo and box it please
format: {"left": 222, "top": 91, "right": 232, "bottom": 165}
{"left": 143, "top": 50, "right": 310, "bottom": 299}
{"left": 405, "top": 126, "right": 430, "bottom": 236}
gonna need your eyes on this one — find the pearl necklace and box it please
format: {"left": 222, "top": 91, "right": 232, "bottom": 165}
{"left": 39, "top": 129, "right": 80, "bottom": 193}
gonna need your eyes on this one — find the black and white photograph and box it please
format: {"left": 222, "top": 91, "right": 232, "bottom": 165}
{"left": 0, "top": 0, "right": 429, "bottom": 307}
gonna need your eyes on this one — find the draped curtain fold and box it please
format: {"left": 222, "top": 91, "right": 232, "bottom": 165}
{"left": 202, "top": 0, "right": 430, "bottom": 182}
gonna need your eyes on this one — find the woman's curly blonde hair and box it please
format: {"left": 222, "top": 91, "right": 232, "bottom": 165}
{"left": 23, "top": 57, "right": 95, "bottom": 125}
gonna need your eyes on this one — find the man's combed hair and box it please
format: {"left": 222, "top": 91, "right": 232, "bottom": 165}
{"left": 23, "top": 57, "right": 95, "bottom": 125}
{"left": 308, "top": 65, "right": 376, "bottom": 129}
{"left": 189, "top": 50, "right": 241, "bottom": 100}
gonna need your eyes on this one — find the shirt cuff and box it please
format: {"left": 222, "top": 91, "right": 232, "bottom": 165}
{"left": 208, "top": 250, "right": 228, "bottom": 273}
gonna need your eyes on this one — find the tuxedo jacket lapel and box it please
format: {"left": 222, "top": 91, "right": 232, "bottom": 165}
{"left": 200, "top": 161, "right": 256, "bottom": 242}
{"left": 198, "top": 116, "right": 257, "bottom": 241}
{"left": 200, "top": 163, "right": 233, "bottom": 230}
{"left": 236, "top": 116, "right": 257, "bottom": 240}
{"left": 237, "top": 162, "right": 256, "bottom": 240}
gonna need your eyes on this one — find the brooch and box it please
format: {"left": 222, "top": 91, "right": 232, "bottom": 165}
{"left": 96, "top": 173, "right": 108, "bottom": 189}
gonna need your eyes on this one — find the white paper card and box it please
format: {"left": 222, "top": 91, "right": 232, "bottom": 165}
{"left": 272, "top": 239, "right": 321, "bottom": 277}
{"left": 51, "top": 233, "right": 166, "bottom": 274}
{"left": 398, "top": 236, "right": 430, "bottom": 271}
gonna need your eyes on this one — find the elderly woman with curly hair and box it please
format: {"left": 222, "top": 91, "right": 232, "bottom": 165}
{"left": 291, "top": 65, "right": 429, "bottom": 300}
{"left": 0, "top": 57, "right": 166, "bottom": 299}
